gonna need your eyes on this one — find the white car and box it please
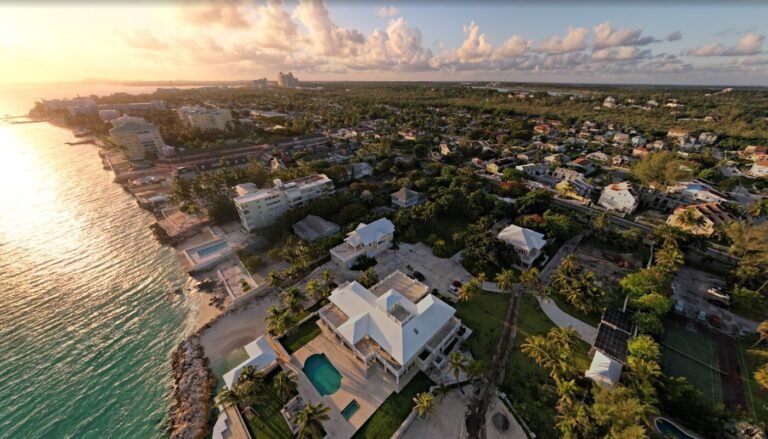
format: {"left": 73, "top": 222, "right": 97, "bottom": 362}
{"left": 707, "top": 288, "right": 730, "bottom": 303}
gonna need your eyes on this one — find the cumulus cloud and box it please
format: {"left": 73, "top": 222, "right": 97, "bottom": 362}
{"left": 250, "top": 0, "right": 299, "bottom": 51}
{"left": 182, "top": 0, "right": 249, "bottom": 28}
{"left": 376, "top": 6, "right": 399, "bottom": 18}
{"left": 494, "top": 35, "right": 530, "bottom": 59}
{"left": 293, "top": 0, "right": 365, "bottom": 57}
{"left": 123, "top": 30, "right": 170, "bottom": 51}
{"left": 592, "top": 46, "right": 650, "bottom": 61}
{"left": 666, "top": 31, "right": 683, "bottom": 42}
{"left": 592, "top": 22, "right": 658, "bottom": 49}
{"left": 685, "top": 32, "right": 764, "bottom": 56}
{"left": 354, "top": 18, "right": 433, "bottom": 71}
{"left": 537, "top": 27, "right": 589, "bottom": 54}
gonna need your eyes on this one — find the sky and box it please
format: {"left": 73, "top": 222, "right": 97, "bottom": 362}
{"left": 1, "top": 1, "right": 767, "bottom": 85}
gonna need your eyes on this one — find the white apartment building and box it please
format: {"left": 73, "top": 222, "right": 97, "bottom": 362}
{"left": 177, "top": 106, "right": 233, "bottom": 131}
{"left": 109, "top": 120, "right": 166, "bottom": 161}
{"left": 233, "top": 175, "right": 334, "bottom": 231}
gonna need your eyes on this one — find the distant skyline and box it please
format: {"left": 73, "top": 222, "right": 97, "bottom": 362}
{"left": 1, "top": 1, "right": 767, "bottom": 86}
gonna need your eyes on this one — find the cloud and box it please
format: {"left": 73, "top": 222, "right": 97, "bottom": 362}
{"left": 123, "top": 30, "right": 170, "bottom": 51}
{"left": 685, "top": 32, "right": 764, "bottom": 56}
{"left": 182, "top": 0, "right": 249, "bottom": 29}
{"left": 376, "top": 6, "right": 399, "bottom": 18}
{"left": 353, "top": 17, "right": 433, "bottom": 71}
{"left": 537, "top": 27, "right": 589, "bottom": 54}
{"left": 592, "top": 22, "right": 658, "bottom": 49}
{"left": 250, "top": 0, "right": 300, "bottom": 51}
{"left": 293, "top": 0, "right": 365, "bottom": 57}
{"left": 713, "top": 27, "right": 756, "bottom": 37}
{"left": 494, "top": 35, "right": 530, "bottom": 59}
{"left": 666, "top": 31, "right": 683, "bottom": 42}
{"left": 592, "top": 46, "right": 650, "bottom": 61}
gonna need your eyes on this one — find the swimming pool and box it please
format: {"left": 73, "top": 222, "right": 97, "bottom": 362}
{"left": 341, "top": 400, "right": 360, "bottom": 420}
{"left": 196, "top": 241, "right": 229, "bottom": 258}
{"left": 302, "top": 354, "right": 342, "bottom": 396}
{"left": 654, "top": 417, "right": 698, "bottom": 439}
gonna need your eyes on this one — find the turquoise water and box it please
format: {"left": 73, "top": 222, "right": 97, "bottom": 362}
{"left": 655, "top": 418, "right": 697, "bottom": 439}
{"left": 302, "top": 354, "right": 342, "bottom": 396}
{"left": 0, "top": 86, "right": 192, "bottom": 438}
{"left": 341, "top": 400, "right": 360, "bottom": 420}
{"left": 196, "top": 241, "right": 229, "bottom": 258}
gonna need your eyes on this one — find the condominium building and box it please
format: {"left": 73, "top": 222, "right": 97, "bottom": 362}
{"left": 109, "top": 119, "right": 167, "bottom": 161}
{"left": 233, "top": 175, "right": 335, "bottom": 231}
{"left": 177, "top": 106, "right": 233, "bottom": 131}
{"left": 277, "top": 71, "right": 299, "bottom": 87}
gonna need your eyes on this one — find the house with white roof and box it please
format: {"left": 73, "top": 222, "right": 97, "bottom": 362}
{"left": 598, "top": 181, "right": 639, "bottom": 214}
{"left": 318, "top": 271, "right": 468, "bottom": 390}
{"left": 330, "top": 218, "right": 395, "bottom": 268}
{"left": 222, "top": 335, "right": 280, "bottom": 389}
{"left": 749, "top": 160, "right": 768, "bottom": 178}
{"left": 497, "top": 224, "right": 547, "bottom": 267}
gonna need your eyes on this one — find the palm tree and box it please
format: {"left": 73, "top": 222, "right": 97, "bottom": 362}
{"left": 448, "top": 351, "right": 467, "bottom": 393}
{"left": 282, "top": 287, "right": 306, "bottom": 314}
{"left": 305, "top": 279, "right": 324, "bottom": 300}
{"left": 747, "top": 199, "right": 768, "bottom": 220}
{"left": 296, "top": 402, "right": 330, "bottom": 439}
{"left": 458, "top": 279, "right": 478, "bottom": 302}
{"left": 677, "top": 207, "right": 706, "bottom": 229}
{"left": 650, "top": 224, "right": 682, "bottom": 248}
{"left": 753, "top": 321, "right": 768, "bottom": 347}
{"left": 465, "top": 359, "right": 486, "bottom": 382}
{"left": 216, "top": 386, "right": 239, "bottom": 409}
{"left": 321, "top": 268, "right": 335, "bottom": 288}
{"left": 591, "top": 211, "right": 611, "bottom": 239}
{"left": 273, "top": 370, "right": 298, "bottom": 403}
{"left": 520, "top": 267, "right": 547, "bottom": 300}
{"left": 654, "top": 244, "right": 684, "bottom": 273}
{"left": 267, "top": 271, "right": 284, "bottom": 289}
{"left": 412, "top": 392, "right": 436, "bottom": 418}
{"left": 495, "top": 269, "right": 517, "bottom": 293}
{"left": 266, "top": 305, "right": 289, "bottom": 335}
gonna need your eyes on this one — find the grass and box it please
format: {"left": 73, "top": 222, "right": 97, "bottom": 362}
{"left": 731, "top": 302, "right": 768, "bottom": 322}
{"left": 661, "top": 321, "right": 722, "bottom": 405}
{"left": 352, "top": 372, "right": 432, "bottom": 439}
{"left": 737, "top": 336, "right": 768, "bottom": 425}
{"left": 243, "top": 372, "right": 295, "bottom": 439}
{"left": 282, "top": 316, "right": 321, "bottom": 354}
{"left": 454, "top": 292, "right": 590, "bottom": 439}
{"left": 549, "top": 293, "right": 602, "bottom": 328}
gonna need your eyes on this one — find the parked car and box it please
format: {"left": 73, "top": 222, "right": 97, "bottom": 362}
{"left": 708, "top": 314, "right": 722, "bottom": 328}
{"left": 449, "top": 280, "right": 462, "bottom": 294}
{"left": 707, "top": 287, "right": 730, "bottom": 305}
{"left": 697, "top": 311, "right": 707, "bottom": 321}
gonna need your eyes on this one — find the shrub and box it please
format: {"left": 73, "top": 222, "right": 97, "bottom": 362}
{"left": 350, "top": 254, "right": 377, "bottom": 271}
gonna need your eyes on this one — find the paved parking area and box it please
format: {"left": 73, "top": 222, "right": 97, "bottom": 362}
{"left": 672, "top": 266, "right": 758, "bottom": 334}
{"left": 373, "top": 243, "right": 473, "bottom": 298}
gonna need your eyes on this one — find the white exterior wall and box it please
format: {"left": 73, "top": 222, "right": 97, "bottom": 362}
{"left": 111, "top": 124, "right": 165, "bottom": 160}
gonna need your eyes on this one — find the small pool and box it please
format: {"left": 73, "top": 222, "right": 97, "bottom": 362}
{"left": 196, "top": 241, "right": 229, "bottom": 258}
{"left": 655, "top": 417, "right": 697, "bottom": 439}
{"left": 341, "top": 400, "right": 360, "bottom": 420}
{"left": 303, "top": 354, "right": 342, "bottom": 396}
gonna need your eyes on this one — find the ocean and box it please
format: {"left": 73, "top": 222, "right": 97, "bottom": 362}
{"left": 0, "top": 84, "right": 192, "bottom": 438}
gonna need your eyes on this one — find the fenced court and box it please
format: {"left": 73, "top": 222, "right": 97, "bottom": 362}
{"left": 661, "top": 322, "right": 723, "bottom": 405}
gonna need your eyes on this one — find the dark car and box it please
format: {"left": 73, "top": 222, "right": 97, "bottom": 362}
{"left": 708, "top": 314, "right": 722, "bottom": 328}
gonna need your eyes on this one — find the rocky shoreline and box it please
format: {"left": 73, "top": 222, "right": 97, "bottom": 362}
{"left": 168, "top": 335, "right": 216, "bottom": 439}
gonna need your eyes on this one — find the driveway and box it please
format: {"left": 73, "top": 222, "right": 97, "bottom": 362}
{"left": 401, "top": 386, "right": 526, "bottom": 439}
{"left": 373, "top": 243, "right": 474, "bottom": 299}
{"left": 672, "top": 266, "right": 759, "bottom": 334}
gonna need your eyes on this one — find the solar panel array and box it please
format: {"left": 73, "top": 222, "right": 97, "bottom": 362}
{"left": 594, "top": 324, "right": 630, "bottom": 363}
{"left": 601, "top": 308, "right": 634, "bottom": 334}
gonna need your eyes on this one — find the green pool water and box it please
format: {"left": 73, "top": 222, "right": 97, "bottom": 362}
{"left": 303, "top": 354, "right": 342, "bottom": 395}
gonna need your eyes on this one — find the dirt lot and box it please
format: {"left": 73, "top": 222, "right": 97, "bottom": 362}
{"left": 573, "top": 239, "right": 644, "bottom": 283}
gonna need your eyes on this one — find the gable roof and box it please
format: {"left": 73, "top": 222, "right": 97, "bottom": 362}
{"left": 347, "top": 217, "right": 395, "bottom": 247}
{"left": 329, "top": 280, "right": 455, "bottom": 366}
{"left": 497, "top": 224, "right": 547, "bottom": 252}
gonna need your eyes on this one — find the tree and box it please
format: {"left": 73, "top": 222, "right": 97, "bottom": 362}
{"left": 357, "top": 267, "right": 379, "bottom": 288}
{"left": 521, "top": 327, "right": 580, "bottom": 377}
{"left": 273, "top": 370, "right": 298, "bottom": 403}
{"left": 628, "top": 335, "right": 661, "bottom": 363}
{"left": 295, "top": 402, "right": 330, "bottom": 439}
{"left": 267, "top": 271, "right": 284, "bottom": 289}
{"left": 747, "top": 199, "right": 768, "bottom": 220}
{"left": 412, "top": 392, "right": 437, "bottom": 418}
{"left": 282, "top": 287, "right": 306, "bottom": 315}
{"left": 650, "top": 224, "right": 683, "bottom": 249}
{"left": 458, "top": 277, "right": 482, "bottom": 302}
{"left": 591, "top": 211, "right": 611, "bottom": 241}
{"left": 520, "top": 267, "right": 547, "bottom": 300}
{"left": 654, "top": 244, "right": 684, "bottom": 274}
{"left": 217, "top": 386, "right": 239, "bottom": 409}
{"left": 620, "top": 268, "right": 669, "bottom": 298}
{"left": 448, "top": 351, "right": 467, "bottom": 393}
{"left": 305, "top": 279, "right": 325, "bottom": 300}
{"left": 754, "top": 321, "right": 768, "bottom": 347}
{"left": 731, "top": 287, "right": 765, "bottom": 310}
{"left": 676, "top": 207, "right": 706, "bottom": 229}
{"left": 631, "top": 151, "right": 691, "bottom": 187}
{"left": 321, "top": 268, "right": 336, "bottom": 288}
{"left": 266, "top": 305, "right": 290, "bottom": 335}
{"left": 590, "top": 386, "right": 658, "bottom": 436}
{"left": 495, "top": 269, "right": 518, "bottom": 293}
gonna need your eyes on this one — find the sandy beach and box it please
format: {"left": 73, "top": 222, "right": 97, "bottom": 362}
{"left": 199, "top": 291, "right": 282, "bottom": 361}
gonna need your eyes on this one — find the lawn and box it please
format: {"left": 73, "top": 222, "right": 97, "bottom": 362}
{"left": 352, "top": 372, "right": 433, "bottom": 439}
{"left": 549, "top": 293, "right": 602, "bottom": 328}
{"left": 281, "top": 316, "right": 321, "bottom": 354}
{"left": 243, "top": 371, "right": 295, "bottom": 439}
{"left": 737, "top": 336, "right": 768, "bottom": 425}
{"left": 455, "top": 292, "right": 590, "bottom": 439}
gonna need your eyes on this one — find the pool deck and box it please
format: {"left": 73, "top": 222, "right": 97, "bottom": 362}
{"left": 291, "top": 332, "right": 398, "bottom": 438}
